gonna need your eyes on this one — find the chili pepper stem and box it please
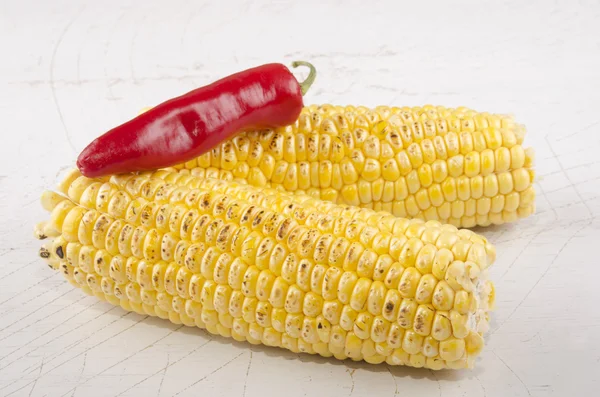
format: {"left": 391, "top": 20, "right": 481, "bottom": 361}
{"left": 292, "top": 61, "right": 316, "bottom": 95}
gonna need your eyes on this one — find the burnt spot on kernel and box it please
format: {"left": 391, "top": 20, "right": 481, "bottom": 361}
{"left": 39, "top": 247, "right": 51, "bottom": 259}
{"left": 252, "top": 210, "right": 265, "bottom": 228}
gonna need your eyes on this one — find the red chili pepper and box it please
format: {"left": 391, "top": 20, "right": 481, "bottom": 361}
{"left": 76, "top": 61, "right": 316, "bottom": 177}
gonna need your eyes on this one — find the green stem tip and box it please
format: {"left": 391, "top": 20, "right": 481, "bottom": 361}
{"left": 292, "top": 61, "right": 316, "bottom": 96}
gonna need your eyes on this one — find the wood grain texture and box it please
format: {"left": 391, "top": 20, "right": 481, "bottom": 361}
{"left": 1, "top": 0, "right": 599, "bottom": 396}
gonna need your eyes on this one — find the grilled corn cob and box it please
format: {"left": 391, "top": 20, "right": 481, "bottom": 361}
{"left": 37, "top": 168, "right": 495, "bottom": 369}
{"left": 171, "top": 104, "right": 535, "bottom": 228}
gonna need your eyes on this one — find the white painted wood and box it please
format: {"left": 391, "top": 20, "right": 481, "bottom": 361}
{"left": 1, "top": 0, "right": 599, "bottom": 395}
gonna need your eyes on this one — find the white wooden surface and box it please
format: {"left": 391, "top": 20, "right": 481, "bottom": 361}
{"left": 1, "top": 0, "right": 599, "bottom": 395}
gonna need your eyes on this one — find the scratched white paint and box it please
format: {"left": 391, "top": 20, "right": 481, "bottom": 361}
{"left": 1, "top": 0, "right": 599, "bottom": 396}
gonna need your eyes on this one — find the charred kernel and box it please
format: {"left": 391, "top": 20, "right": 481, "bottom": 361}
{"left": 39, "top": 246, "right": 51, "bottom": 259}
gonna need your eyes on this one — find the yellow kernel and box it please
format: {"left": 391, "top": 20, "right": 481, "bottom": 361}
{"left": 426, "top": 184, "right": 443, "bottom": 208}
{"left": 407, "top": 143, "right": 424, "bottom": 168}
{"left": 353, "top": 312, "right": 373, "bottom": 340}
{"left": 344, "top": 331, "right": 363, "bottom": 358}
{"left": 471, "top": 176, "right": 483, "bottom": 199}
{"left": 387, "top": 323, "right": 406, "bottom": 349}
{"left": 398, "top": 267, "right": 422, "bottom": 298}
{"left": 340, "top": 159, "right": 359, "bottom": 185}
{"left": 510, "top": 145, "right": 525, "bottom": 169}
{"left": 343, "top": 239, "right": 366, "bottom": 270}
{"left": 366, "top": 281, "right": 386, "bottom": 315}
{"left": 364, "top": 135, "right": 381, "bottom": 158}
{"left": 501, "top": 127, "right": 518, "bottom": 148}
{"left": 371, "top": 316, "right": 391, "bottom": 343}
{"left": 382, "top": 159, "right": 400, "bottom": 181}
{"left": 423, "top": 336, "right": 439, "bottom": 358}
{"left": 383, "top": 289, "right": 401, "bottom": 322}
{"left": 413, "top": 304, "right": 435, "bottom": 336}
{"left": 337, "top": 272, "right": 359, "bottom": 304}
{"left": 512, "top": 168, "right": 531, "bottom": 192}
{"left": 406, "top": 171, "right": 420, "bottom": 195}
{"left": 382, "top": 181, "right": 395, "bottom": 203}
{"left": 284, "top": 285, "right": 305, "bottom": 314}
{"left": 450, "top": 310, "right": 470, "bottom": 338}
{"left": 358, "top": 179, "right": 372, "bottom": 204}
{"left": 432, "top": 136, "right": 447, "bottom": 160}
{"left": 497, "top": 171, "right": 513, "bottom": 195}
{"left": 439, "top": 337, "right": 466, "bottom": 362}
{"left": 437, "top": 202, "right": 451, "bottom": 221}
{"left": 480, "top": 149, "right": 495, "bottom": 176}
{"left": 441, "top": 178, "right": 457, "bottom": 202}
{"left": 350, "top": 149, "right": 366, "bottom": 174}
{"left": 362, "top": 159, "right": 382, "bottom": 182}
{"left": 445, "top": 133, "right": 460, "bottom": 157}
{"left": 465, "top": 331, "right": 485, "bottom": 355}
{"left": 356, "top": 249, "right": 377, "bottom": 279}
{"left": 416, "top": 274, "right": 436, "bottom": 304}
{"left": 431, "top": 160, "right": 448, "bottom": 183}
{"left": 323, "top": 300, "right": 343, "bottom": 325}
{"left": 331, "top": 164, "right": 343, "bottom": 190}
{"left": 477, "top": 198, "right": 491, "bottom": 215}
{"left": 459, "top": 132, "right": 474, "bottom": 154}
{"left": 319, "top": 161, "right": 333, "bottom": 188}
{"left": 505, "top": 191, "right": 520, "bottom": 211}
{"left": 341, "top": 184, "right": 360, "bottom": 206}
{"left": 448, "top": 155, "right": 464, "bottom": 178}
{"left": 457, "top": 176, "right": 470, "bottom": 201}
{"left": 432, "top": 312, "right": 452, "bottom": 341}
{"left": 520, "top": 186, "right": 536, "bottom": 207}
{"left": 397, "top": 298, "right": 417, "bottom": 328}
{"left": 395, "top": 151, "right": 413, "bottom": 176}
{"left": 269, "top": 277, "right": 289, "bottom": 308}
{"left": 303, "top": 291, "right": 324, "bottom": 317}
{"left": 340, "top": 305, "right": 358, "bottom": 331}
{"left": 256, "top": 270, "right": 275, "bottom": 302}
{"left": 472, "top": 131, "right": 486, "bottom": 152}
{"left": 421, "top": 139, "right": 436, "bottom": 164}
{"left": 402, "top": 330, "right": 424, "bottom": 354}
{"left": 464, "top": 152, "right": 480, "bottom": 177}
{"left": 418, "top": 164, "right": 433, "bottom": 188}
{"left": 495, "top": 147, "right": 511, "bottom": 172}
{"left": 415, "top": 190, "right": 431, "bottom": 211}
{"left": 483, "top": 128, "right": 502, "bottom": 149}
{"left": 432, "top": 281, "right": 455, "bottom": 311}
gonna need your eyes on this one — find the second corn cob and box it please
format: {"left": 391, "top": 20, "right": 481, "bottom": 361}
{"left": 172, "top": 104, "right": 535, "bottom": 228}
{"left": 37, "top": 168, "right": 496, "bottom": 370}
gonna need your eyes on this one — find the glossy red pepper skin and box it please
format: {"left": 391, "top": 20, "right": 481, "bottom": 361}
{"left": 77, "top": 63, "right": 306, "bottom": 177}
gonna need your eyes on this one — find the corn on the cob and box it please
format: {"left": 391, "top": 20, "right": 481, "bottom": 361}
{"left": 37, "top": 168, "right": 495, "bottom": 369}
{"left": 171, "top": 104, "right": 535, "bottom": 228}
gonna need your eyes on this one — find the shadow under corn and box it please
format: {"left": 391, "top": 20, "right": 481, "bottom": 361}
{"left": 166, "top": 322, "right": 467, "bottom": 382}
